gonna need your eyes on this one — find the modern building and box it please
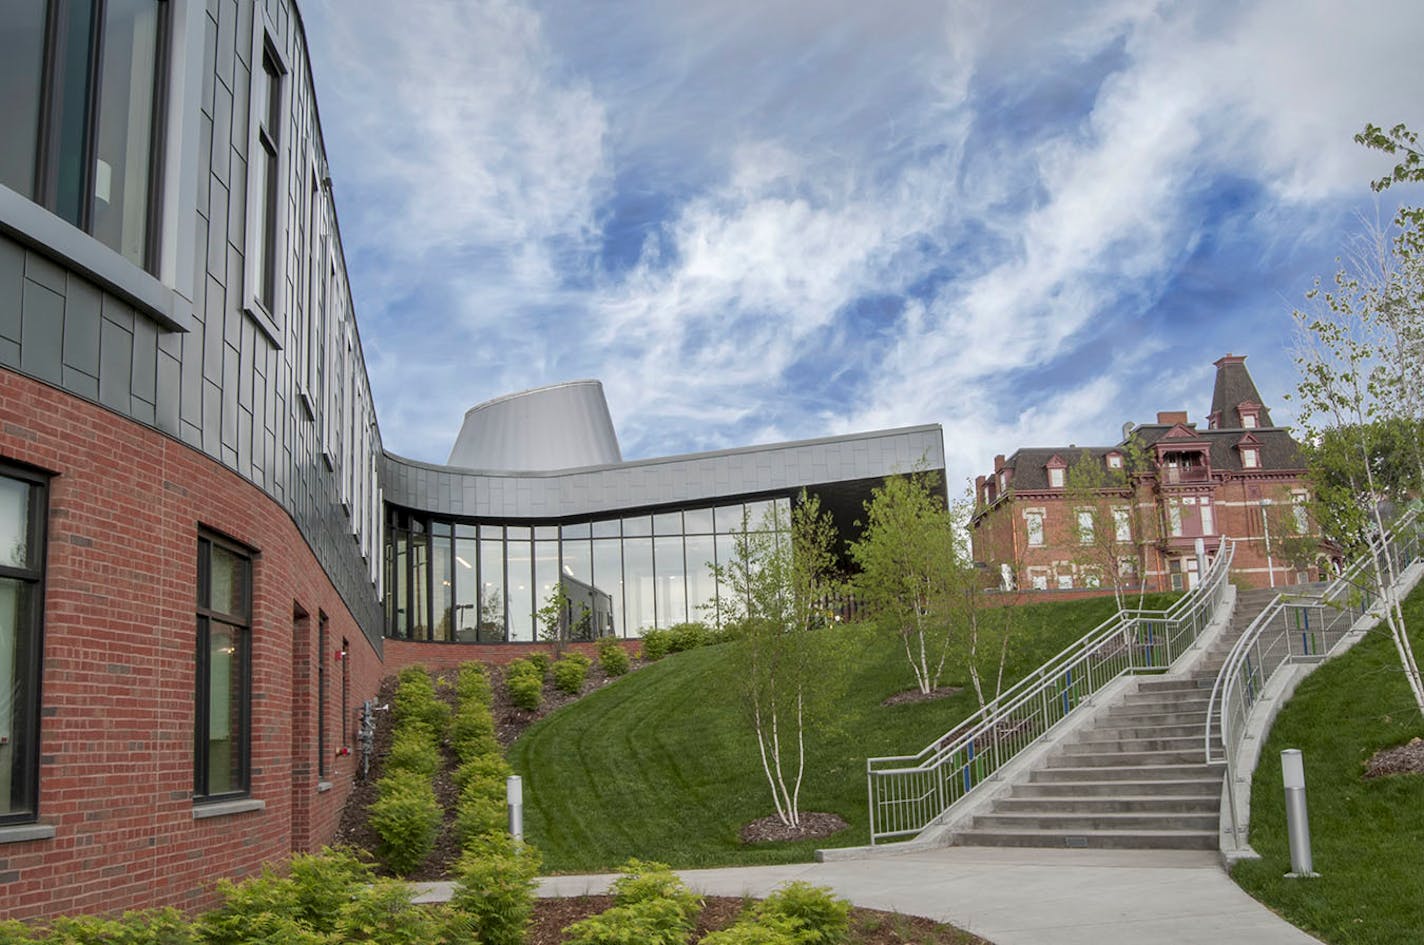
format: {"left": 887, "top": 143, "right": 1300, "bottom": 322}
{"left": 970, "top": 355, "right": 1316, "bottom": 592}
{"left": 0, "top": 0, "right": 943, "bottom": 919}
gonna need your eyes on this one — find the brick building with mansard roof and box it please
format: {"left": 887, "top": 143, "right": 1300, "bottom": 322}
{"left": 970, "top": 355, "right": 1318, "bottom": 593}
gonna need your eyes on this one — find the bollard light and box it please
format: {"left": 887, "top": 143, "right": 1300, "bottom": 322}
{"left": 1281, "top": 749, "right": 1319, "bottom": 878}
{"left": 506, "top": 774, "right": 524, "bottom": 841}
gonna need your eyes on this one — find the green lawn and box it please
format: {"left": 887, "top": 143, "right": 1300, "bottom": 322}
{"left": 509, "top": 594, "right": 1177, "bottom": 872}
{"left": 1232, "top": 584, "right": 1424, "bottom": 945}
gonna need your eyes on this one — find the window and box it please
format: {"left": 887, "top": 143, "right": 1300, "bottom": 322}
{"left": 1029, "top": 568, "right": 1049, "bottom": 590}
{"left": 1025, "top": 510, "right": 1044, "bottom": 547}
{"left": 1056, "top": 574, "right": 1073, "bottom": 590}
{"left": 1167, "top": 500, "right": 1182, "bottom": 537}
{"left": 0, "top": 0, "right": 168, "bottom": 270}
{"left": 195, "top": 532, "right": 252, "bottom": 802}
{"left": 1048, "top": 467, "right": 1065, "bottom": 488}
{"left": 1242, "top": 414, "right": 1257, "bottom": 429}
{"left": 1200, "top": 499, "right": 1215, "bottom": 535}
{"left": 0, "top": 466, "right": 47, "bottom": 824}
{"left": 248, "top": 39, "right": 285, "bottom": 325}
{"left": 317, "top": 613, "right": 327, "bottom": 780}
{"left": 1292, "top": 492, "right": 1309, "bottom": 534}
{"left": 1076, "top": 509, "right": 1094, "bottom": 544}
{"left": 1113, "top": 506, "right": 1131, "bottom": 542}
{"left": 1242, "top": 447, "right": 1259, "bottom": 469}
{"left": 1107, "top": 453, "right": 1123, "bottom": 469}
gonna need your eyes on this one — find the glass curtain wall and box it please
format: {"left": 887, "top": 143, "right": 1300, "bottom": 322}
{"left": 384, "top": 497, "right": 790, "bottom": 642}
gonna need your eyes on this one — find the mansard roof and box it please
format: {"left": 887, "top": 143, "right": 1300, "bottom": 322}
{"left": 1209, "top": 353, "right": 1274, "bottom": 428}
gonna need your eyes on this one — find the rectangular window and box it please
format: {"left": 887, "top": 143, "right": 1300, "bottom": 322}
{"left": 195, "top": 531, "right": 252, "bottom": 802}
{"left": 1292, "top": 493, "right": 1308, "bottom": 534}
{"left": 1113, "top": 506, "right": 1131, "bottom": 542}
{"left": 1076, "top": 509, "right": 1094, "bottom": 544}
{"left": 248, "top": 38, "right": 284, "bottom": 328}
{"left": 0, "top": 465, "right": 48, "bottom": 824}
{"left": 1200, "top": 499, "right": 1215, "bottom": 535}
{"left": 317, "top": 612, "right": 327, "bottom": 779}
{"left": 1025, "top": 510, "right": 1044, "bottom": 547}
{"left": 1242, "top": 448, "right": 1259, "bottom": 469}
{"left": 1167, "top": 501, "right": 1182, "bottom": 537}
{"left": 2, "top": 0, "right": 167, "bottom": 270}
{"left": 1048, "top": 467, "right": 1065, "bottom": 488}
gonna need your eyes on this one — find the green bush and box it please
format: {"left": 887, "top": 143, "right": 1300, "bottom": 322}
{"left": 449, "top": 704, "right": 498, "bottom": 763}
{"left": 368, "top": 771, "right": 441, "bottom": 876}
{"left": 597, "top": 638, "right": 630, "bottom": 676}
{"left": 454, "top": 785, "right": 507, "bottom": 848}
{"left": 455, "top": 662, "right": 492, "bottom": 705}
{"left": 505, "top": 670, "right": 544, "bottom": 711}
{"left": 639, "top": 628, "right": 672, "bottom": 661}
{"left": 197, "top": 850, "right": 369, "bottom": 943}
{"left": 335, "top": 878, "right": 445, "bottom": 945}
{"left": 448, "top": 835, "right": 541, "bottom": 945}
{"left": 198, "top": 912, "right": 329, "bottom": 945}
{"left": 525, "top": 652, "right": 551, "bottom": 677}
{"left": 385, "top": 727, "right": 440, "bottom": 778}
{"left": 453, "top": 754, "right": 513, "bottom": 792}
{"left": 699, "top": 914, "right": 805, "bottom": 945}
{"left": 610, "top": 859, "right": 701, "bottom": 923}
{"left": 42, "top": 909, "right": 196, "bottom": 945}
{"left": 665, "top": 622, "right": 716, "bottom": 653}
{"left": 561, "top": 897, "right": 698, "bottom": 945}
{"left": 752, "top": 882, "right": 851, "bottom": 945}
{"left": 552, "top": 656, "right": 589, "bottom": 695}
{"left": 392, "top": 668, "right": 450, "bottom": 734}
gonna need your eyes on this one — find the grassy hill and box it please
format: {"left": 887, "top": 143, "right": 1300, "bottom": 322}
{"left": 510, "top": 593, "right": 1177, "bottom": 872}
{"left": 1231, "top": 583, "right": 1424, "bottom": 945}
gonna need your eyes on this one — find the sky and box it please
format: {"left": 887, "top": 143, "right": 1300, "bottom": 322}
{"left": 301, "top": 0, "right": 1422, "bottom": 489}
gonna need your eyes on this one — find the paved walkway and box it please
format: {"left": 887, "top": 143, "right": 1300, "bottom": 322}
{"left": 414, "top": 846, "right": 1323, "bottom": 945}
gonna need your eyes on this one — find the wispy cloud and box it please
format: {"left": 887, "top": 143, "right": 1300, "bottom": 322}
{"left": 304, "top": 0, "right": 1423, "bottom": 483}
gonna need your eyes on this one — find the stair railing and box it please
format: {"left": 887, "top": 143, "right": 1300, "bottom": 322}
{"left": 1206, "top": 505, "right": 1424, "bottom": 851}
{"left": 866, "top": 537, "right": 1235, "bottom": 845}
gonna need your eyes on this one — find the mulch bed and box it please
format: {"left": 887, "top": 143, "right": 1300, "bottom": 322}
{"left": 1363, "top": 736, "right": 1424, "bottom": 780}
{"left": 527, "top": 896, "right": 989, "bottom": 945}
{"left": 334, "top": 655, "right": 648, "bottom": 881}
{"left": 740, "top": 811, "right": 849, "bottom": 844}
{"left": 882, "top": 685, "right": 961, "bottom": 707}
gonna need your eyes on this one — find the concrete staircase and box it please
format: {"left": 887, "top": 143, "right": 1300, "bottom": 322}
{"left": 951, "top": 587, "right": 1284, "bottom": 851}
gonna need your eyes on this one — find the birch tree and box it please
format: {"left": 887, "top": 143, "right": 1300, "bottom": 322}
{"left": 849, "top": 471, "right": 957, "bottom": 695}
{"left": 711, "top": 492, "right": 842, "bottom": 829}
{"left": 1063, "top": 443, "right": 1155, "bottom": 612}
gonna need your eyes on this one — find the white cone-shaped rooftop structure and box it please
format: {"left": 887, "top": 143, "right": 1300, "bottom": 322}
{"left": 446, "top": 380, "right": 623, "bottom": 471}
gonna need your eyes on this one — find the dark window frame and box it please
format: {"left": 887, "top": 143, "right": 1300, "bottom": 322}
{"left": 0, "top": 462, "right": 50, "bottom": 826}
{"left": 27, "top": 0, "right": 171, "bottom": 274}
{"left": 194, "top": 530, "right": 253, "bottom": 804}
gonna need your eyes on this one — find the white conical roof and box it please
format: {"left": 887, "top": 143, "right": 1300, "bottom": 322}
{"left": 446, "top": 380, "right": 622, "bottom": 471}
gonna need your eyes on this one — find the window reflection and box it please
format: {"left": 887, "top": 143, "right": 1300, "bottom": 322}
{"left": 431, "top": 525, "right": 452, "bottom": 642}
{"left": 623, "top": 537, "right": 654, "bottom": 634}
{"left": 454, "top": 533, "right": 477, "bottom": 642}
{"left": 477, "top": 533, "right": 504, "bottom": 642}
{"left": 506, "top": 538, "right": 532, "bottom": 642}
{"left": 592, "top": 539, "right": 623, "bottom": 637}
{"left": 654, "top": 536, "right": 686, "bottom": 627}
{"left": 685, "top": 535, "right": 716, "bottom": 625}
{"left": 534, "top": 539, "right": 559, "bottom": 635}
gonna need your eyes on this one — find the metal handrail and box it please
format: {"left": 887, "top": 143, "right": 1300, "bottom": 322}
{"left": 866, "top": 537, "right": 1235, "bottom": 844}
{"left": 1207, "top": 506, "right": 1424, "bottom": 850}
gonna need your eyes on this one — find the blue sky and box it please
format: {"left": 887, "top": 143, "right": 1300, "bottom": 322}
{"left": 302, "top": 0, "right": 1421, "bottom": 489}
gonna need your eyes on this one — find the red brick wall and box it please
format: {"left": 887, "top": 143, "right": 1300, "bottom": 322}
{"left": 0, "top": 371, "right": 384, "bottom": 920}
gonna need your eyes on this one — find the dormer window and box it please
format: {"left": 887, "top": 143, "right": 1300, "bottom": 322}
{"left": 1106, "top": 452, "right": 1123, "bottom": 470}
{"left": 1242, "top": 414, "right": 1257, "bottom": 429}
{"left": 1242, "top": 447, "right": 1259, "bottom": 468}
{"left": 1238, "top": 402, "right": 1262, "bottom": 429}
{"left": 1046, "top": 455, "right": 1067, "bottom": 488}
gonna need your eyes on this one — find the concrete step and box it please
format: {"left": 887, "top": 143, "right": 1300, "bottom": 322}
{"left": 952, "top": 827, "right": 1219, "bottom": 850}
{"left": 991, "top": 795, "right": 1218, "bottom": 815}
{"left": 1030, "top": 762, "right": 1222, "bottom": 782}
{"left": 1135, "top": 677, "right": 1215, "bottom": 692}
{"left": 1089, "top": 721, "right": 1217, "bottom": 739}
{"left": 1063, "top": 734, "right": 1208, "bottom": 754}
{"left": 1103, "top": 707, "right": 1211, "bottom": 725}
{"left": 1011, "top": 778, "right": 1221, "bottom": 798}
{"left": 971, "top": 811, "right": 1220, "bottom": 832}
{"left": 1045, "top": 748, "right": 1211, "bottom": 767}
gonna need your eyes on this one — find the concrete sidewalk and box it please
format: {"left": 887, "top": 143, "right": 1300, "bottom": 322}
{"left": 414, "top": 846, "right": 1323, "bottom": 945}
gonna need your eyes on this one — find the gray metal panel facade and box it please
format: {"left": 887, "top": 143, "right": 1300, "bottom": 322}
{"left": 0, "top": 0, "right": 384, "bottom": 649}
{"left": 386, "top": 425, "right": 946, "bottom": 520}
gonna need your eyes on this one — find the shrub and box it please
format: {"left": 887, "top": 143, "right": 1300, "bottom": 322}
{"left": 455, "top": 662, "right": 492, "bottom": 705}
{"left": 368, "top": 771, "right": 441, "bottom": 876}
{"left": 448, "top": 835, "right": 541, "bottom": 945}
{"left": 665, "top": 621, "right": 716, "bottom": 653}
{"left": 597, "top": 637, "right": 630, "bottom": 676}
{"left": 385, "top": 727, "right": 440, "bottom": 778}
{"left": 449, "top": 704, "right": 498, "bottom": 763}
{"left": 335, "top": 878, "right": 445, "bottom": 945}
{"left": 453, "top": 754, "right": 513, "bottom": 792}
{"left": 392, "top": 668, "right": 450, "bottom": 734}
{"left": 752, "top": 882, "right": 851, "bottom": 945}
{"left": 44, "top": 909, "right": 196, "bottom": 945}
{"left": 699, "top": 914, "right": 805, "bottom": 945}
{"left": 561, "top": 898, "right": 697, "bottom": 945}
{"left": 526, "top": 651, "right": 551, "bottom": 677}
{"left": 552, "top": 656, "right": 589, "bottom": 694}
{"left": 505, "top": 670, "right": 543, "bottom": 711}
{"left": 639, "top": 628, "right": 672, "bottom": 661}
{"left": 285, "top": 849, "right": 375, "bottom": 932}
{"left": 611, "top": 859, "right": 701, "bottom": 924}
{"left": 454, "top": 784, "right": 507, "bottom": 847}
